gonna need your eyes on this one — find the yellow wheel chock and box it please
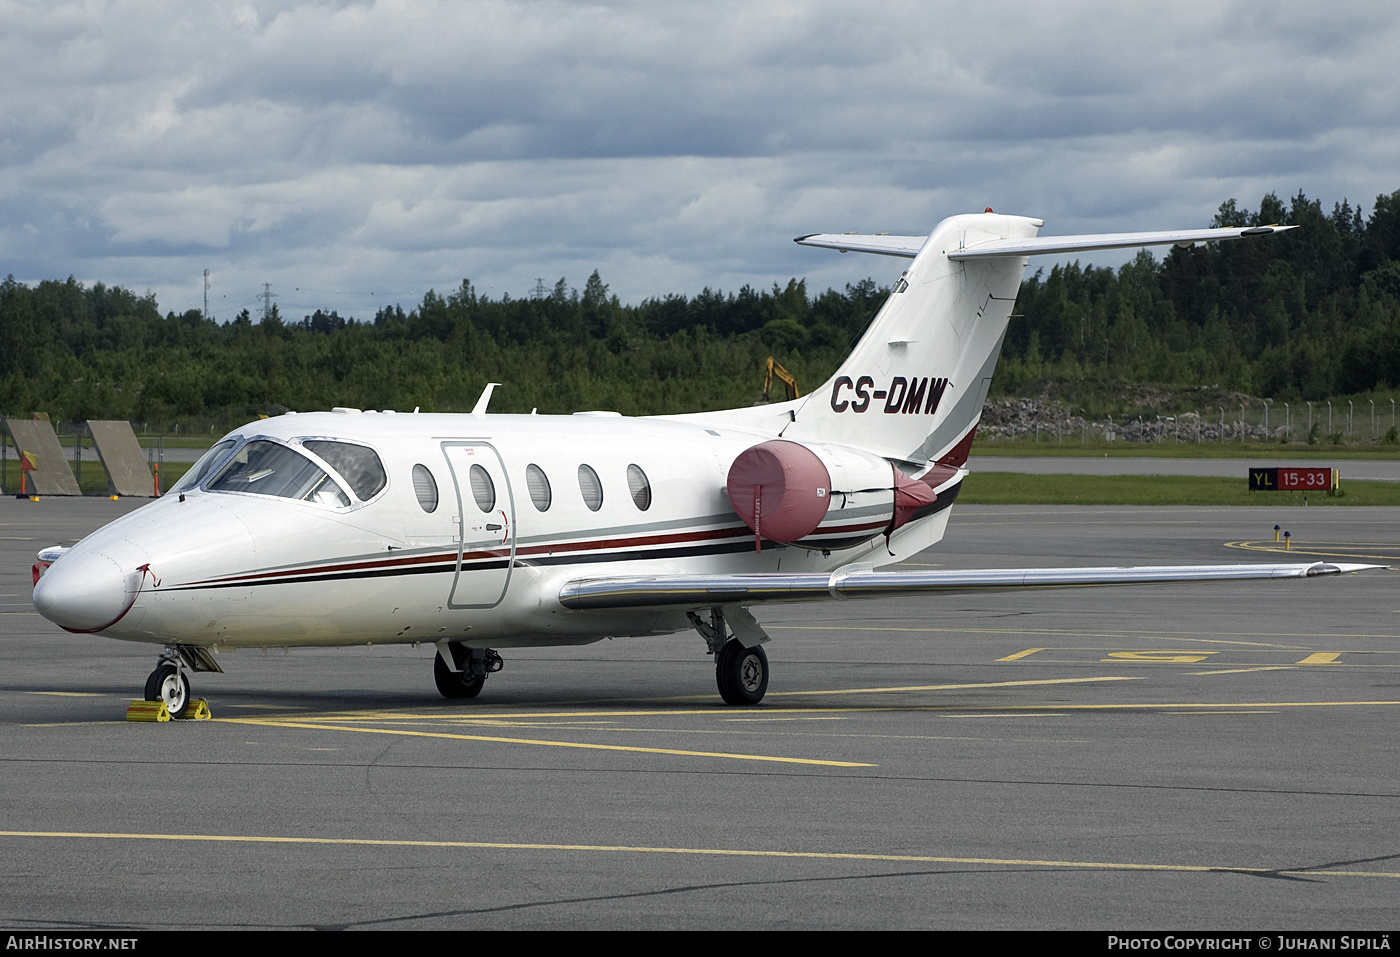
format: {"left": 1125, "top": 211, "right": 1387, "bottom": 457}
{"left": 126, "top": 698, "right": 212, "bottom": 721}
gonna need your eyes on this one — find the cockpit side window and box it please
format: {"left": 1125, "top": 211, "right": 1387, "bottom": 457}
{"left": 170, "top": 439, "right": 238, "bottom": 493}
{"left": 208, "top": 440, "right": 350, "bottom": 507}
{"left": 302, "top": 440, "right": 387, "bottom": 501}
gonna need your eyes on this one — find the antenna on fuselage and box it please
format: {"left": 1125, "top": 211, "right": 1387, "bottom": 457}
{"left": 472, "top": 382, "right": 501, "bottom": 416}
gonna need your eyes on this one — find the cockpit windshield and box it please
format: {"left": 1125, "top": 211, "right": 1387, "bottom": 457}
{"left": 170, "top": 439, "right": 237, "bottom": 494}
{"left": 302, "top": 441, "right": 387, "bottom": 501}
{"left": 208, "top": 440, "right": 350, "bottom": 507}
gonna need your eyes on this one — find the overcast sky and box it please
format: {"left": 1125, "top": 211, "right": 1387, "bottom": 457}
{"left": 3, "top": 0, "right": 1398, "bottom": 322}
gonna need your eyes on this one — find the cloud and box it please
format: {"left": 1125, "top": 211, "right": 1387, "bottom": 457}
{"left": 2, "top": 0, "right": 1398, "bottom": 317}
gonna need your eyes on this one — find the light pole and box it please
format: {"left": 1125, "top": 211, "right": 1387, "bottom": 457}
{"left": 1370, "top": 399, "right": 1376, "bottom": 438}
{"left": 1307, "top": 401, "right": 1313, "bottom": 438}
{"left": 1348, "top": 400, "right": 1354, "bottom": 438}
{"left": 1284, "top": 402, "right": 1290, "bottom": 442}
{"left": 1263, "top": 398, "right": 1271, "bottom": 434}
{"left": 1240, "top": 403, "right": 1246, "bottom": 443}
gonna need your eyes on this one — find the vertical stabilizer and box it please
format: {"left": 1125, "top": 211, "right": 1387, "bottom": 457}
{"left": 783, "top": 213, "right": 1042, "bottom": 465}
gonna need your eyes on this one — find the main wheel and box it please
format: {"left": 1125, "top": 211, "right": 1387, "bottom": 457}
{"left": 716, "top": 639, "right": 768, "bottom": 705}
{"left": 146, "top": 663, "right": 190, "bottom": 718}
{"left": 434, "top": 651, "right": 485, "bottom": 699}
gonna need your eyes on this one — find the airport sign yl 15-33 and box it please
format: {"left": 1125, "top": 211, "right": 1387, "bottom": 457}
{"left": 1248, "top": 467, "right": 1337, "bottom": 491}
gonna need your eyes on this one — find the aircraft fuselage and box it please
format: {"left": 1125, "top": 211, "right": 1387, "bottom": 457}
{"left": 34, "top": 410, "right": 951, "bottom": 654}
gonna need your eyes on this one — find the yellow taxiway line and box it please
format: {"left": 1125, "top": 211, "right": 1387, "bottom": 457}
{"left": 1, "top": 830, "right": 1396, "bottom": 879}
{"left": 772, "top": 623, "right": 1400, "bottom": 642}
{"left": 1226, "top": 540, "right": 1400, "bottom": 562}
{"left": 219, "top": 716, "right": 873, "bottom": 767}
{"left": 767, "top": 675, "right": 1142, "bottom": 696}
{"left": 215, "top": 692, "right": 1400, "bottom": 727}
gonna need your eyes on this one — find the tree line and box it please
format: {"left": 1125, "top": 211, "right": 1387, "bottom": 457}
{"left": 2, "top": 190, "right": 1398, "bottom": 429}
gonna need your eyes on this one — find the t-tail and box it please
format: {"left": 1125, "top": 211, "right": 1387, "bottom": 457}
{"left": 777, "top": 212, "right": 1295, "bottom": 469}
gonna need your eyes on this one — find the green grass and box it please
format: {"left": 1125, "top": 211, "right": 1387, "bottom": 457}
{"left": 959, "top": 472, "right": 1400, "bottom": 506}
{"left": 5, "top": 461, "right": 1396, "bottom": 507}
{"left": 2, "top": 462, "right": 192, "bottom": 497}
{"left": 971, "top": 439, "right": 1400, "bottom": 459}
{"left": 139, "top": 436, "right": 221, "bottom": 449}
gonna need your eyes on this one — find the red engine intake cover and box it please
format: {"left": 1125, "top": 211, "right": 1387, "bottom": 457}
{"left": 890, "top": 467, "right": 939, "bottom": 533}
{"left": 726, "top": 440, "right": 832, "bottom": 544}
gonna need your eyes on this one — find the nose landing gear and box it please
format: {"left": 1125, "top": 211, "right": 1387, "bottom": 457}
{"left": 141, "top": 646, "right": 221, "bottom": 719}
{"left": 144, "top": 661, "right": 190, "bottom": 718}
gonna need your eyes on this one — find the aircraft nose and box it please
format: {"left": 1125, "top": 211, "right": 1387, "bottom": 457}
{"left": 33, "top": 551, "right": 138, "bottom": 633}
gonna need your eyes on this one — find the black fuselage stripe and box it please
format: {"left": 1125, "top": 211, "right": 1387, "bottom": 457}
{"left": 163, "top": 482, "right": 962, "bottom": 592}
{"left": 168, "top": 540, "right": 767, "bottom": 590}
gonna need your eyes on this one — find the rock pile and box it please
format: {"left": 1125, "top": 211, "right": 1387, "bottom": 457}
{"left": 978, "top": 397, "right": 1290, "bottom": 444}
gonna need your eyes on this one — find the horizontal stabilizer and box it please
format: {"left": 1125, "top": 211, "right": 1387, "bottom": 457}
{"left": 795, "top": 225, "right": 1295, "bottom": 260}
{"left": 793, "top": 234, "right": 929, "bottom": 257}
{"left": 559, "top": 561, "right": 1380, "bottom": 610}
{"left": 947, "top": 225, "right": 1296, "bottom": 260}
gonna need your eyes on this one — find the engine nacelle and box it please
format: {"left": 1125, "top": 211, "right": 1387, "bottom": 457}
{"left": 726, "top": 440, "right": 938, "bottom": 551}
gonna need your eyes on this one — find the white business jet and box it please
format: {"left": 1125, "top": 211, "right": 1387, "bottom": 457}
{"left": 32, "top": 211, "right": 1370, "bottom": 715}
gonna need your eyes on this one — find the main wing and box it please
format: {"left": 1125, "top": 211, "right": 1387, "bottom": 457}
{"left": 559, "top": 561, "right": 1378, "bottom": 610}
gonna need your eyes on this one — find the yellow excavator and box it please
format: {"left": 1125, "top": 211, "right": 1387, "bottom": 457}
{"left": 757, "top": 357, "right": 800, "bottom": 404}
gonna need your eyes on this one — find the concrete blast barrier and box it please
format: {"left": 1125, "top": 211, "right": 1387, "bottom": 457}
{"left": 87, "top": 420, "right": 155, "bottom": 497}
{"left": 4, "top": 418, "right": 82, "bottom": 495}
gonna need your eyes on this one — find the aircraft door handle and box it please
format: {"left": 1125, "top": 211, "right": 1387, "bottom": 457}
{"left": 486, "top": 524, "right": 502, "bottom": 531}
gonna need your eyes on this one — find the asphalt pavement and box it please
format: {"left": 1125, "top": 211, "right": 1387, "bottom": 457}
{"left": 1, "top": 496, "right": 1397, "bottom": 929}
{"left": 970, "top": 455, "right": 1400, "bottom": 481}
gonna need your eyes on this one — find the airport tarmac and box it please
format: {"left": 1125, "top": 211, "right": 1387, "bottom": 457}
{"left": 2, "top": 496, "right": 1397, "bottom": 930}
{"left": 971, "top": 455, "right": 1400, "bottom": 482}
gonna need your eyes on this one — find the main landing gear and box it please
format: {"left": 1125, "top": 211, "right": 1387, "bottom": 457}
{"left": 689, "top": 607, "right": 771, "bottom": 705}
{"left": 434, "top": 642, "right": 503, "bottom": 700}
{"left": 716, "top": 639, "right": 769, "bottom": 705}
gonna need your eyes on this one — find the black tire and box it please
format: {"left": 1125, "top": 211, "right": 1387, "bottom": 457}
{"left": 716, "top": 639, "right": 768, "bottom": 705}
{"left": 143, "top": 666, "right": 163, "bottom": 702}
{"left": 149, "top": 663, "right": 190, "bottom": 718}
{"left": 434, "top": 651, "right": 485, "bottom": 699}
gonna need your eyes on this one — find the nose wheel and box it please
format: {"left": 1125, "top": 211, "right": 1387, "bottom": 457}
{"left": 144, "top": 662, "right": 191, "bottom": 718}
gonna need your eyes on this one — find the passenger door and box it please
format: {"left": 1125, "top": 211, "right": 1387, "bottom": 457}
{"left": 443, "top": 441, "right": 515, "bottom": 608}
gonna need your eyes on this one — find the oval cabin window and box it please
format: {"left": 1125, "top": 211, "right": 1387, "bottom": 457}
{"left": 411, "top": 464, "right": 438, "bottom": 513}
{"left": 627, "top": 464, "right": 652, "bottom": 511}
{"left": 526, "top": 464, "right": 552, "bottom": 512}
{"left": 577, "top": 464, "right": 603, "bottom": 512}
{"left": 469, "top": 464, "right": 496, "bottom": 512}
